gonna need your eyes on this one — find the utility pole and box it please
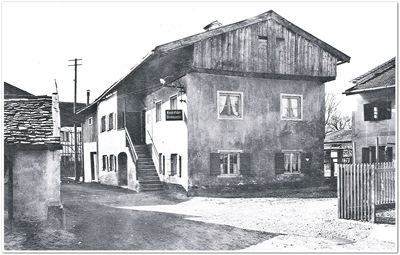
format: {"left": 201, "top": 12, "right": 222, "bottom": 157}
{"left": 68, "top": 58, "right": 82, "bottom": 182}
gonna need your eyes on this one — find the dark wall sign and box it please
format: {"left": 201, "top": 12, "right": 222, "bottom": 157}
{"left": 165, "top": 110, "right": 183, "bottom": 121}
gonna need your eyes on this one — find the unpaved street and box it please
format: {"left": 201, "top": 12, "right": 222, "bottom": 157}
{"left": 4, "top": 181, "right": 396, "bottom": 252}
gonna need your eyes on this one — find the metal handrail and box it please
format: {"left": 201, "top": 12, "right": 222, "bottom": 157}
{"left": 125, "top": 127, "right": 138, "bottom": 163}
{"left": 146, "top": 130, "right": 159, "bottom": 157}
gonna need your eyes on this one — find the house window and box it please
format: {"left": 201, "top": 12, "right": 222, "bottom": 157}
{"left": 217, "top": 91, "right": 243, "bottom": 119}
{"left": 364, "top": 101, "right": 391, "bottom": 121}
{"left": 61, "top": 155, "right": 71, "bottom": 162}
{"left": 170, "top": 95, "right": 178, "bottom": 110}
{"left": 101, "top": 116, "right": 107, "bottom": 132}
{"left": 88, "top": 117, "right": 93, "bottom": 125}
{"left": 109, "top": 155, "right": 116, "bottom": 171}
{"left": 156, "top": 101, "right": 162, "bottom": 122}
{"left": 219, "top": 151, "right": 241, "bottom": 175}
{"left": 102, "top": 155, "right": 109, "bottom": 171}
{"left": 61, "top": 131, "right": 70, "bottom": 142}
{"left": 281, "top": 94, "right": 302, "bottom": 120}
{"left": 170, "top": 154, "right": 177, "bottom": 176}
{"left": 108, "top": 113, "right": 114, "bottom": 130}
{"left": 283, "top": 152, "right": 301, "bottom": 173}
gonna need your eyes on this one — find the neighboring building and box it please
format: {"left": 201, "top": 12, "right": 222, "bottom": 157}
{"left": 58, "top": 102, "right": 86, "bottom": 178}
{"left": 344, "top": 57, "right": 396, "bottom": 164}
{"left": 78, "top": 10, "right": 350, "bottom": 192}
{"left": 324, "top": 129, "right": 352, "bottom": 177}
{"left": 4, "top": 94, "right": 63, "bottom": 222}
{"left": 4, "top": 81, "right": 34, "bottom": 98}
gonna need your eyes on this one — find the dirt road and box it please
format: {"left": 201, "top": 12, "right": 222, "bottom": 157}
{"left": 4, "top": 181, "right": 396, "bottom": 252}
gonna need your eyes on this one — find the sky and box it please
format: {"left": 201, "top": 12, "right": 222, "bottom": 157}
{"left": 2, "top": 1, "right": 398, "bottom": 114}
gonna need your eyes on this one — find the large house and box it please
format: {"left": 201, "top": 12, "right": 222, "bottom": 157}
{"left": 343, "top": 57, "right": 396, "bottom": 164}
{"left": 78, "top": 10, "right": 350, "bottom": 192}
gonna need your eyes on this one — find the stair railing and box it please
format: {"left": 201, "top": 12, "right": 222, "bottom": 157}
{"left": 125, "top": 127, "right": 138, "bottom": 180}
{"left": 147, "top": 130, "right": 160, "bottom": 173}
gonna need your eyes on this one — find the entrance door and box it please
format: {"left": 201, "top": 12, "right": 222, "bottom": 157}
{"left": 90, "top": 152, "right": 97, "bottom": 181}
{"left": 118, "top": 152, "right": 128, "bottom": 186}
{"left": 126, "top": 112, "right": 144, "bottom": 144}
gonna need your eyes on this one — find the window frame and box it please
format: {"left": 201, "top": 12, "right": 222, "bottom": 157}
{"left": 108, "top": 113, "right": 114, "bottom": 131}
{"left": 88, "top": 117, "right": 93, "bottom": 126}
{"left": 217, "top": 149, "right": 243, "bottom": 177}
{"left": 280, "top": 94, "right": 303, "bottom": 121}
{"left": 217, "top": 91, "right": 244, "bottom": 120}
{"left": 155, "top": 100, "right": 162, "bottom": 122}
{"left": 282, "top": 150, "right": 302, "bottom": 174}
{"left": 170, "top": 95, "right": 178, "bottom": 110}
{"left": 101, "top": 116, "right": 107, "bottom": 132}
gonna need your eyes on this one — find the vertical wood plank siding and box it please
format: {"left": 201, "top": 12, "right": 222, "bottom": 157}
{"left": 193, "top": 19, "right": 339, "bottom": 77}
{"left": 338, "top": 162, "right": 395, "bottom": 222}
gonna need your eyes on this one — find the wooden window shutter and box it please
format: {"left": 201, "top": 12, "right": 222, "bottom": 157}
{"left": 240, "top": 153, "right": 251, "bottom": 176}
{"left": 117, "top": 111, "right": 125, "bottom": 129}
{"left": 361, "top": 147, "right": 370, "bottom": 163}
{"left": 300, "top": 153, "right": 312, "bottom": 173}
{"left": 381, "top": 101, "right": 392, "bottom": 120}
{"left": 275, "top": 153, "right": 285, "bottom": 175}
{"left": 363, "top": 103, "right": 373, "bottom": 121}
{"left": 370, "top": 146, "right": 376, "bottom": 163}
{"left": 386, "top": 147, "right": 393, "bottom": 162}
{"left": 210, "top": 153, "right": 221, "bottom": 176}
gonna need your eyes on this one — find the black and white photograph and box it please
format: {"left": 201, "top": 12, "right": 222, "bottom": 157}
{"left": 2, "top": 1, "right": 398, "bottom": 253}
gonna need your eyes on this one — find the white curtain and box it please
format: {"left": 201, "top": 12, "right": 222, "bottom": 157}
{"left": 230, "top": 96, "right": 239, "bottom": 116}
{"left": 219, "top": 95, "right": 227, "bottom": 114}
{"left": 290, "top": 98, "right": 299, "bottom": 118}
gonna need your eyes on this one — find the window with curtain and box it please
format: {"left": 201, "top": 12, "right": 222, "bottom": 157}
{"left": 170, "top": 95, "right": 178, "bottom": 110}
{"left": 219, "top": 151, "right": 240, "bottom": 175}
{"left": 217, "top": 91, "right": 243, "bottom": 119}
{"left": 281, "top": 94, "right": 302, "bottom": 120}
{"left": 283, "top": 152, "right": 301, "bottom": 173}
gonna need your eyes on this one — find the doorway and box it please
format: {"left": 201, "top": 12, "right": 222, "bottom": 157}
{"left": 118, "top": 152, "right": 128, "bottom": 186}
{"left": 126, "top": 112, "right": 146, "bottom": 144}
{"left": 90, "top": 152, "right": 97, "bottom": 181}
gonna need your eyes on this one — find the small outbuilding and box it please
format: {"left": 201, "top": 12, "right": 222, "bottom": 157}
{"left": 4, "top": 93, "right": 63, "bottom": 223}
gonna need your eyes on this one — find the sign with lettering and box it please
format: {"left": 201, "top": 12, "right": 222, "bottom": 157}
{"left": 165, "top": 110, "right": 183, "bottom": 121}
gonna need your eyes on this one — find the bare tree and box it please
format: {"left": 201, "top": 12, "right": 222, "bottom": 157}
{"left": 325, "top": 92, "right": 351, "bottom": 134}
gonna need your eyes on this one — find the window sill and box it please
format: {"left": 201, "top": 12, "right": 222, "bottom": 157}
{"left": 283, "top": 172, "right": 301, "bottom": 175}
{"left": 217, "top": 174, "right": 241, "bottom": 178}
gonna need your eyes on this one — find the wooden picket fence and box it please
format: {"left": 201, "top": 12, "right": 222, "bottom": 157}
{"left": 338, "top": 162, "right": 396, "bottom": 222}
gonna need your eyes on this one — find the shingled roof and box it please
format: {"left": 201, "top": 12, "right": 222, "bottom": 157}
{"left": 344, "top": 57, "right": 396, "bottom": 95}
{"left": 4, "top": 96, "right": 61, "bottom": 148}
{"left": 324, "top": 129, "right": 352, "bottom": 143}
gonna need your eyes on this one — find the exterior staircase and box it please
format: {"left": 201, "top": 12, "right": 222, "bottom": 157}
{"left": 134, "top": 145, "right": 164, "bottom": 191}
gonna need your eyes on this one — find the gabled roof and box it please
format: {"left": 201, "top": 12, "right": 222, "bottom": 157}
{"left": 155, "top": 10, "right": 350, "bottom": 62}
{"left": 324, "top": 129, "right": 352, "bottom": 144}
{"left": 79, "top": 10, "right": 350, "bottom": 114}
{"left": 4, "top": 97, "right": 60, "bottom": 148}
{"left": 344, "top": 57, "right": 396, "bottom": 95}
{"left": 4, "top": 82, "right": 34, "bottom": 98}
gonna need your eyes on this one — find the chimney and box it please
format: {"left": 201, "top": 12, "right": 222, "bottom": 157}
{"left": 86, "top": 90, "right": 90, "bottom": 105}
{"left": 52, "top": 92, "right": 61, "bottom": 137}
{"left": 203, "top": 20, "right": 222, "bottom": 31}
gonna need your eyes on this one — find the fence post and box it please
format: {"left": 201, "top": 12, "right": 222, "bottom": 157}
{"left": 337, "top": 164, "right": 341, "bottom": 219}
{"left": 371, "top": 164, "right": 376, "bottom": 223}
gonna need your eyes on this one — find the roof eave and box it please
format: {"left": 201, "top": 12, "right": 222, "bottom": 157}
{"left": 343, "top": 84, "right": 396, "bottom": 95}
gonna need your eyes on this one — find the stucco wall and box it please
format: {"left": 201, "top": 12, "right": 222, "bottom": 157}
{"left": 97, "top": 92, "right": 139, "bottom": 190}
{"left": 12, "top": 149, "right": 61, "bottom": 221}
{"left": 141, "top": 85, "right": 189, "bottom": 190}
{"left": 185, "top": 72, "right": 325, "bottom": 187}
{"left": 352, "top": 88, "right": 396, "bottom": 163}
{"left": 83, "top": 142, "right": 98, "bottom": 182}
